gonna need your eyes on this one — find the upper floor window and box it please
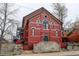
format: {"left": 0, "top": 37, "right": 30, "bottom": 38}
{"left": 45, "top": 15, "right": 47, "bottom": 18}
{"left": 43, "top": 20, "right": 48, "bottom": 29}
{"left": 37, "top": 20, "right": 42, "bottom": 24}
{"left": 32, "top": 27, "right": 35, "bottom": 36}
{"left": 56, "top": 31, "right": 58, "bottom": 37}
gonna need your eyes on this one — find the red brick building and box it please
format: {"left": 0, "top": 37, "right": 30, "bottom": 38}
{"left": 22, "top": 7, "right": 63, "bottom": 49}
{"left": 67, "top": 29, "right": 79, "bottom": 42}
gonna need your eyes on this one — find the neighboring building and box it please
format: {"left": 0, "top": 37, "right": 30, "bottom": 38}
{"left": 22, "top": 7, "right": 63, "bottom": 49}
{"left": 67, "top": 27, "right": 79, "bottom": 42}
{"left": 63, "top": 22, "right": 79, "bottom": 42}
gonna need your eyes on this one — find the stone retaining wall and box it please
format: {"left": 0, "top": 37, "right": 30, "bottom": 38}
{"left": 0, "top": 43, "right": 22, "bottom": 56}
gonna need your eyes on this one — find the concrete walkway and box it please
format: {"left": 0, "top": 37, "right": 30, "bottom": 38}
{"left": 20, "top": 51, "right": 79, "bottom": 56}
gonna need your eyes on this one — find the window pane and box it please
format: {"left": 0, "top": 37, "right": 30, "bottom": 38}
{"left": 43, "top": 20, "right": 48, "bottom": 29}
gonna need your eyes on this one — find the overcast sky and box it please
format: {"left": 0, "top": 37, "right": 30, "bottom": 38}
{"left": 15, "top": 3, "right": 79, "bottom": 27}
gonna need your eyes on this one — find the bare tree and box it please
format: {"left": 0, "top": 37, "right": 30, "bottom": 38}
{"left": 0, "top": 3, "right": 18, "bottom": 54}
{"left": 52, "top": 3, "right": 67, "bottom": 36}
{"left": 66, "top": 17, "right": 79, "bottom": 36}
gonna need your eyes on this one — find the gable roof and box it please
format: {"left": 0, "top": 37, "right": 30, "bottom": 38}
{"left": 22, "top": 7, "right": 62, "bottom": 27}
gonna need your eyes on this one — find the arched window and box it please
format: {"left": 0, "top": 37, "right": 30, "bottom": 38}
{"left": 43, "top": 20, "right": 48, "bottom": 29}
{"left": 32, "top": 27, "right": 35, "bottom": 36}
{"left": 56, "top": 31, "right": 58, "bottom": 37}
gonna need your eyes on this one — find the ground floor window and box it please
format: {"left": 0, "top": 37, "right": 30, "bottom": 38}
{"left": 43, "top": 36, "right": 48, "bottom": 41}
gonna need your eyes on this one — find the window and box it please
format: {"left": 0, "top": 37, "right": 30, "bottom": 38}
{"left": 37, "top": 20, "right": 40, "bottom": 24}
{"left": 32, "top": 27, "right": 35, "bottom": 36}
{"left": 37, "top": 20, "right": 42, "bottom": 24}
{"left": 45, "top": 15, "right": 47, "bottom": 18}
{"left": 43, "top": 20, "right": 48, "bottom": 29}
{"left": 56, "top": 31, "right": 58, "bottom": 37}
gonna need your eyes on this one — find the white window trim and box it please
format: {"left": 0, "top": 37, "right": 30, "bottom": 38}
{"left": 31, "top": 27, "right": 35, "bottom": 36}
{"left": 56, "top": 31, "right": 58, "bottom": 37}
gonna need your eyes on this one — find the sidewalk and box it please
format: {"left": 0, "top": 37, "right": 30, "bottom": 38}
{"left": 20, "top": 50, "right": 79, "bottom": 56}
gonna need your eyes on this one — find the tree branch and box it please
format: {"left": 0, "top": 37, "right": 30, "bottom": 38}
{"left": 7, "top": 9, "right": 18, "bottom": 16}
